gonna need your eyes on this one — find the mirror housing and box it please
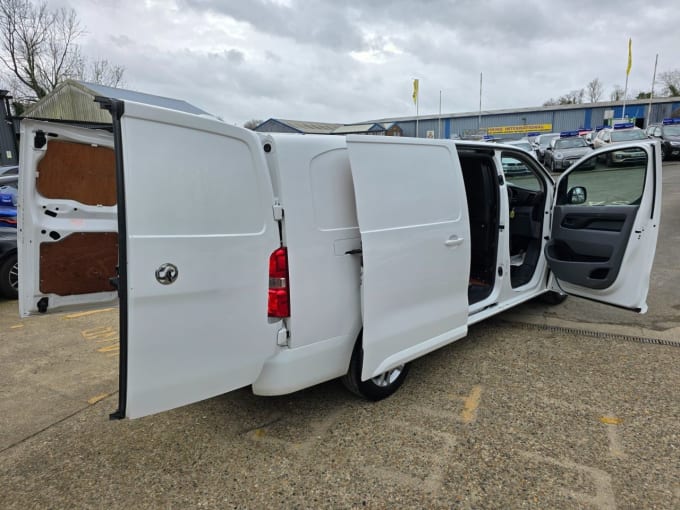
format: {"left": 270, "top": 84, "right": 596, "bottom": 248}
{"left": 567, "top": 186, "right": 587, "bottom": 205}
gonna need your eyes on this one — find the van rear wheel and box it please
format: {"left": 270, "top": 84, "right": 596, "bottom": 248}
{"left": 341, "top": 337, "right": 409, "bottom": 401}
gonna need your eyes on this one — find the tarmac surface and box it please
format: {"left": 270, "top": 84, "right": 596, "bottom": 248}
{"left": 1, "top": 161, "right": 678, "bottom": 509}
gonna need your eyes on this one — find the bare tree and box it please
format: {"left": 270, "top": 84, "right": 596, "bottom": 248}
{"left": 658, "top": 70, "right": 680, "bottom": 97}
{"left": 586, "top": 78, "right": 603, "bottom": 102}
{"left": 243, "top": 119, "right": 263, "bottom": 130}
{"left": 81, "top": 58, "right": 125, "bottom": 88}
{"left": 610, "top": 85, "right": 625, "bottom": 101}
{"left": 0, "top": 0, "right": 124, "bottom": 100}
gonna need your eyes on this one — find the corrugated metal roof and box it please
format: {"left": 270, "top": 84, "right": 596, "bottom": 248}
{"left": 274, "top": 119, "right": 343, "bottom": 134}
{"left": 22, "top": 80, "right": 211, "bottom": 122}
{"left": 366, "top": 96, "right": 680, "bottom": 124}
{"left": 331, "top": 123, "right": 384, "bottom": 134}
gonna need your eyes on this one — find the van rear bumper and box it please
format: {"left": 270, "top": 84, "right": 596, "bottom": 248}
{"left": 252, "top": 334, "right": 355, "bottom": 396}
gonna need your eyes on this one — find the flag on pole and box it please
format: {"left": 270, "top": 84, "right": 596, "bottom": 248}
{"left": 626, "top": 38, "right": 632, "bottom": 76}
{"left": 412, "top": 79, "right": 419, "bottom": 104}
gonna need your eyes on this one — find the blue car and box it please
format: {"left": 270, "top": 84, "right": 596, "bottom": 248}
{"left": 0, "top": 177, "right": 18, "bottom": 298}
{"left": 0, "top": 178, "right": 17, "bottom": 228}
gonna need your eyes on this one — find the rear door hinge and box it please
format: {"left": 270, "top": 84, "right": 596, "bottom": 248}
{"left": 277, "top": 326, "right": 289, "bottom": 347}
{"left": 273, "top": 203, "right": 284, "bottom": 221}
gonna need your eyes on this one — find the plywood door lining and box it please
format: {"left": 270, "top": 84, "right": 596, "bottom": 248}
{"left": 37, "top": 140, "right": 116, "bottom": 206}
{"left": 40, "top": 232, "right": 118, "bottom": 295}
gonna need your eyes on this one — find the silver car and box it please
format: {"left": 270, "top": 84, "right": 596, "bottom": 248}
{"left": 532, "top": 133, "right": 560, "bottom": 163}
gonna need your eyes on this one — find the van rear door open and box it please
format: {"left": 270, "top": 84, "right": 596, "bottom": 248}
{"left": 20, "top": 103, "right": 281, "bottom": 418}
{"left": 346, "top": 136, "right": 471, "bottom": 380}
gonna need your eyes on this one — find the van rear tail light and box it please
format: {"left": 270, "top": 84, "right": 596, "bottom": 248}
{"left": 268, "top": 247, "right": 290, "bottom": 318}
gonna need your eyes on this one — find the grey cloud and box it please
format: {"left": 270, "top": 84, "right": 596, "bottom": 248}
{"left": 179, "top": 0, "right": 365, "bottom": 51}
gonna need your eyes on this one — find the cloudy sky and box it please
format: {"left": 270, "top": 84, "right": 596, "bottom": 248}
{"left": 50, "top": 0, "right": 680, "bottom": 125}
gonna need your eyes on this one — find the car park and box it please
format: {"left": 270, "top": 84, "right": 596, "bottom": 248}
{"left": 645, "top": 118, "right": 680, "bottom": 160}
{"left": 591, "top": 123, "right": 649, "bottom": 165}
{"left": 543, "top": 131, "right": 593, "bottom": 172}
{"left": 532, "top": 133, "right": 560, "bottom": 163}
{"left": 18, "top": 106, "right": 661, "bottom": 420}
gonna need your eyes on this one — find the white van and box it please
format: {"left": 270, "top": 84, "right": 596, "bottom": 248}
{"left": 18, "top": 100, "right": 662, "bottom": 419}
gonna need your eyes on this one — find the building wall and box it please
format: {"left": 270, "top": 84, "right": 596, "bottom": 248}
{"left": 387, "top": 98, "right": 680, "bottom": 139}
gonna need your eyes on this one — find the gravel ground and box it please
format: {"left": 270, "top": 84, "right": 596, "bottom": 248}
{"left": 1, "top": 316, "right": 678, "bottom": 509}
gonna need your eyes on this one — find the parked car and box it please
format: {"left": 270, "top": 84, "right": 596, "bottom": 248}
{"left": 0, "top": 178, "right": 17, "bottom": 228}
{"left": 645, "top": 118, "right": 680, "bottom": 160}
{"left": 0, "top": 177, "right": 18, "bottom": 299}
{"left": 504, "top": 139, "right": 538, "bottom": 159}
{"left": 0, "top": 165, "right": 18, "bottom": 178}
{"left": 0, "top": 227, "right": 17, "bottom": 299}
{"left": 591, "top": 124, "right": 648, "bottom": 165}
{"left": 532, "top": 133, "right": 560, "bottom": 163}
{"left": 543, "top": 132, "right": 594, "bottom": 172}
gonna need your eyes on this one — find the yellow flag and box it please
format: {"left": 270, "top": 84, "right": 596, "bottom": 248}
{"left": 626, "top": 38, "right": 632, "bottom": 76}
{"left": 412, "top": 78, "right": 419, "bottom": 104}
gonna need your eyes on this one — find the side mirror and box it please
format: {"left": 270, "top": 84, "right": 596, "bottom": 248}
{"left": 546, "top": 146, "right": 553, "bottom": 151}
{"left": 567, "top": 186, "right": 587, "bottom": 205}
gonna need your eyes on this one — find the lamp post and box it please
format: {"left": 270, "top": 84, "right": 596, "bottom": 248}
{"left": 438, "top": 88, "right": 456, "bottom": 139}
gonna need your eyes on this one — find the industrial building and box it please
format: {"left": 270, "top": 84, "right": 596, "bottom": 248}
{"left": 257, "top": 96, "right": 680, "bottom": 139}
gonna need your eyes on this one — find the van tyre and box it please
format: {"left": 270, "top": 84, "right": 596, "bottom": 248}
{"left": 342, "top": 336, "right": 409, "bottom": 401}
{"left": 537, "top": 291, "right": 567, "bottom": 305}
{"left": 0, "top": 253, "right": 18, "bottom": 299}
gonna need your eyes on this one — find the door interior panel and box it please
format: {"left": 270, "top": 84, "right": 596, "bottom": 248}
{"left": 545, "top": 205, "right": 638, "bottom": 289}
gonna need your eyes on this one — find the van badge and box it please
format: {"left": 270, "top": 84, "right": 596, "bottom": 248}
{"left": 155, "top": 263, "right": 179, "bottom": 285}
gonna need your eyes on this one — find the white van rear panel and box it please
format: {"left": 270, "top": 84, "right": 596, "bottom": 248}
{"left": 253, "top": 134, "right": 361, "bottom": 395}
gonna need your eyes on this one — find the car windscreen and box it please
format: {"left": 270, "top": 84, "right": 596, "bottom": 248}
{"left": 664, "top": 125, "right": 680, "bottom": 136}
{"left": 539, "top": 135, "right": 559, "bottom": 147}
{"left": 510, "top": 142, "right": 533, "bottom": 151}
{"left": 611, "top": 130, "right": 646, "bottom": 142}
{"left": 555, "top": 138, "right": 587, "bottom": 149}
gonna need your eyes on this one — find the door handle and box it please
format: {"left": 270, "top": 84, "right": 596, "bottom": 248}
{"left": 445, "top": 235, "right": 464, "bottom": 247}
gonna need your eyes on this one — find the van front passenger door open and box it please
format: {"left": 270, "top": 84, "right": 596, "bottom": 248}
{"left": 545, "top": 142, "right": 661, "bottom": 312}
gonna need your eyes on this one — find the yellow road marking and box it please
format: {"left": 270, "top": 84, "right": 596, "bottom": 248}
{"left": 96, "top": 336, "right": 119, "bottom": 343}
{"left": 81, "top": 326, "right": 117, "bottom": 340}
{"left": 87, "top": 393, "right": 111, "bottom": 405}
{"left": 599, "top": 416, "right": 623, "bottom": 425}
{"left": 97, "top": 343, "right": 120, "bottom": 353}
{"left": 461, "top": 385, "right": 483, "bottom": 424}
{"left": 10, "top": 324, "right": 24, "bottom": 329}
{"left": 64, "top": 308, "right": 115, "bottom": 319}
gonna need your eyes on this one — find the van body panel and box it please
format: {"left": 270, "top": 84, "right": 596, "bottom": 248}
{"left": 346, "top": 136, "right": 471, "bottom": 380}
{"left": 252, "top": 333, "right": 355, "bottom": 395}
{"left": 263, "top": 135, "right": 362, "bottom": 352}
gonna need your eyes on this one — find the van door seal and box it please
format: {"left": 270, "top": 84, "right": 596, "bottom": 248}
{"left": 95, "top": 96, "right": 128, "bottom": 420}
